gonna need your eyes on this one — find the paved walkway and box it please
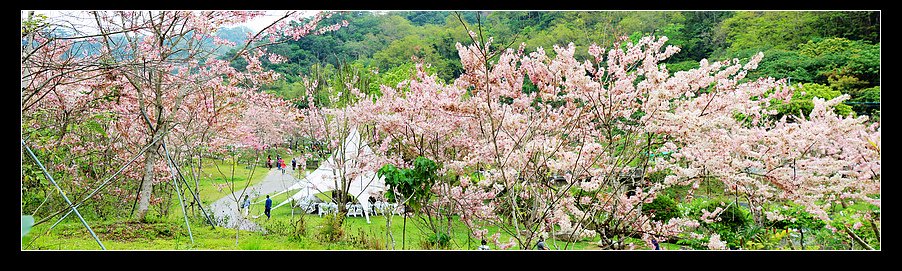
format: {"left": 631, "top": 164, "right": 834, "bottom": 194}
{"left": 208, "top": 165, "right": 303, "bottom": 232}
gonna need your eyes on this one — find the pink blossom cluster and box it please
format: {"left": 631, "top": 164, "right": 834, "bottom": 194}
{"left": 351, "top": 33, "right": 879, "bottom": 249}
{"left": 707, "top": 233, "right": 728, "bottom": 250}
{"left": 700, "top": 207, "right": 725, "bottom": 223}
{"left": 22, "top": 11, "right": 343, "bottom": 207}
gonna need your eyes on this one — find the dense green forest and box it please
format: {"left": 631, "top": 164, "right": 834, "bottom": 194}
{"left": 222, "top": 11, "right": 879, "bottom": 120}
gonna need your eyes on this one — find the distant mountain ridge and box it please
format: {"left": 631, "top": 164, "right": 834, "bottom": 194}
{"left": 28, "top": 26, "right": 254, "bottom": 59}
{"left": 214, "top": 25, "right": 253, "bottom": 47}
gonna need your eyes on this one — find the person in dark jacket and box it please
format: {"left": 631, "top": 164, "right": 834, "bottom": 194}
{"left": 264, "top": 195, "right": 273, "bottom": 219}
{"left": 536, "top": 237, "right": 549, "bottom": 250}
{"left": 478, "top": 239, "right": 490, "bottom": 250}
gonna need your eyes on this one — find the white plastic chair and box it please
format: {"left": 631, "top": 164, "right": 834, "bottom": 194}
{"left": 329, "top": 203, "right": 338, "bottom": 215}
{"left": 355, "top": 204, "right": 364, "bottom": 217}
{"left": 374, "top": 201, "right": 385, "bottom": 216}
{"left": 393, "top": 204, "right": 405, "bottom": 215}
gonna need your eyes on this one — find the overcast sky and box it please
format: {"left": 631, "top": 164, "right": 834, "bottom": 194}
{"left": 22, "top": 10, "right": 324, "bottom": 33}
{"left": 225, "top": 10, "right": 320, "bottom": 32}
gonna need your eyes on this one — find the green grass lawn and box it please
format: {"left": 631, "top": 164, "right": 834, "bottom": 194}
{"left": 152, "top": 158, "right": 274, "bottom": 221}
{"left": 25, "top": 165, "right": 660, "bottom": 251}
{"left": 25, "top": 206, "right": 638, "bottom": 250}
{"left": 240, "top": 204, "right": 617, "bottom": 250}
{"left": 182, "top": 159, "right": 272, "bottom": 206}
{"left": 21, "top": 158, "right": 874, "bottom": 251}
{"left": 22, "top": 217, "right": 356, "bottom": 250}
{"left": 23, "top": 155, "right": 664, "bottom": 250}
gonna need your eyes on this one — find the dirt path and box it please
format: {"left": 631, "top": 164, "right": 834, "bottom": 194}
{"left": 208, "top": 165, "right": 303, "bottom": 232}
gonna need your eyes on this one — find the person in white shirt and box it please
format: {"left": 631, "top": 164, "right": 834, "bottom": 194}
{"left": 241, "top": 195, "right": 251, "bottom": 218}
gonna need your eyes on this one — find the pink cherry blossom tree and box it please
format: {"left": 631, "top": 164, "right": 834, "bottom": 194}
{"left": 355, "top": 61, "right": 484, "bottom": 246}
{"left": 295, "top": 75, "right": 388, "bottom": 216}
{"left": 22, "top": 11, "right": 346, "bottom": 223}
{"left": 361, "top": 26, "right": 879, "bottom": 249}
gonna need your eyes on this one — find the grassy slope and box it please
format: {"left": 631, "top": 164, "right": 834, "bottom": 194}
{"left": 24, "top": 154, "right": 660, "bottom": 250}
{"left": 24, "top": 212, "right": 612, "bottom": 250}
{"left": 185, "top": 159, "right": 271, "bottom": 206}
{"left": 27, "top": 191, "right": 635, "bottom": 251}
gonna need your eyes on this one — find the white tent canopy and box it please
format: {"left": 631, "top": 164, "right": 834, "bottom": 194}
{"left": 271, "top": 127, "right": 385, "bottom": 223}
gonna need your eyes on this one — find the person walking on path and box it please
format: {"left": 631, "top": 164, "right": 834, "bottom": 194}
{"left": 291, "top": 158, "right": 297, "bottom": 170}
{"left": 241, "top": 195, "right": 251, "bottom": 218}
{"left": 264, "top": 195, "right": 273, "bottom": 219}
{"left": 267, "top": 155, "right": 272, "bottom": 168}
{"left": 276, "top": 156, "right": 281, "bottom": 171}
{"left": 280, "top": 158, "right": 286, "bottom": 174}
{"left": 478, "top": 239, "right": 491, "bottom": 250}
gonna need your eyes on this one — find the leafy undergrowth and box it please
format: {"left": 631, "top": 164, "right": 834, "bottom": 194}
{"left": 25, "top": 207, "right": 661, "bottom": 250}
{"left": 93, "top": 221, "right": 179, "bottom": 242}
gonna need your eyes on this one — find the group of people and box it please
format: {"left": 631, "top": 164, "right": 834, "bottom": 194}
{"left": 266, "top": 156, "right": 283, "bottom": 169}
{"left": 266, "top": 155, "right": 299, "bottom": 174}
{"left": 240, "top": 194, "right": 274, "bottom": 220}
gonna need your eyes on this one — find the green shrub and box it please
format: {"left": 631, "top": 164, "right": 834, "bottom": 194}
{"left": 770, "top": 204, "right": 826, "bottom": 231}
{"left": 263, "top": 219, "right": 294, "bottom": 236}
{"left": 317, "top": 214, "right": 345, "bottom": 242}
{"left": 665, "top": 60, "right": 700, "bottom": 73}
{"left": 643, "top": 194, "right": 681, "bottom": 222}
{"left": 293, "top": 215, "right": 307, "bottom": 239}
{"left": 423, "top": 232, "right": 451, "bottom": 249}
{"left": 679, "top": 198, "right": 753, "bottom": 249}
{"left": 350, "top": 229, "right": 384, "bottom": 250}
{"left": 675, "top": 236, "right": 707, "bottom": 250}
{"left": 769, "top": 83, "right": 853, "bottom": 118}
{"left": 849, "top": 86, "right": 880, "bottom": 117}
{"left": 718, "top": 203, "right": 752, "bottom": 230}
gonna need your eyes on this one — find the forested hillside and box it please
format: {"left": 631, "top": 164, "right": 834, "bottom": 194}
{"left": 228, "top": 11, "right": 878, "bottom": 119}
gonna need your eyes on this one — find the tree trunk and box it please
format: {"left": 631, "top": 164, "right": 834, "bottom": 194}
{"left": 386, "top": 213, "right": 395, "bottom": 250}
{"left": 194, "top": 154, "right": 201, "bottom": 216}
{"left": 869, "top": 217, "right": 880, "bottom": 243}
{"left": 162, "top": 182, "right": 173, "bottom": 217}
{"left": 402, "top": 214, "right": 407, "bottom": 250}
{"left": 135, "top": 140, "right": 163, "bottom": 221}
{"left": 799, "top": 227, "right": 804, "bottom": 249}
{"left": 844, "top": 226, "right": 874, "bottom": 250}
